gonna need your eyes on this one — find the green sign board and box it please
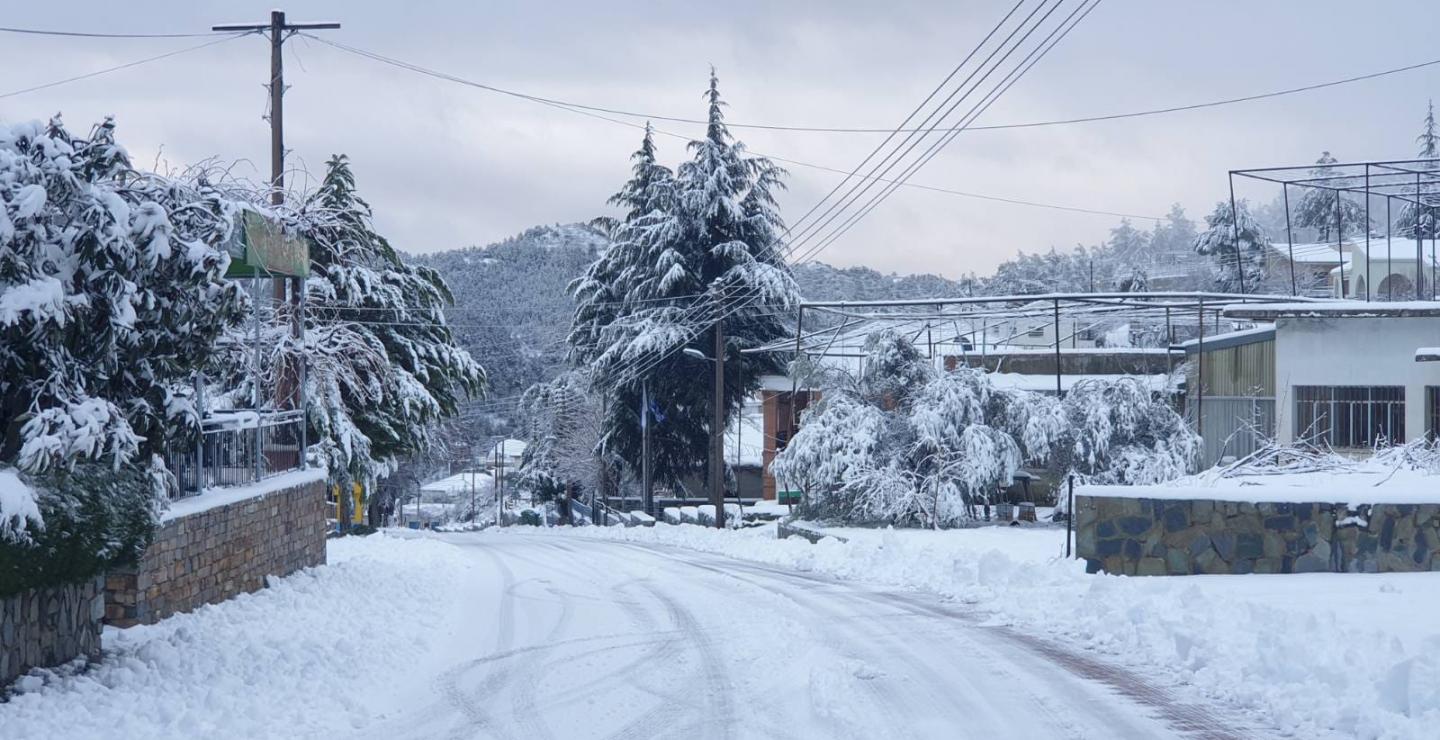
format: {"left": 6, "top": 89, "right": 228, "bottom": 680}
{"left": 777, "top": 489, "right": 802, "bottom": 505}
{"left": 224, "top": 210, "right": 310, "bottom": 279}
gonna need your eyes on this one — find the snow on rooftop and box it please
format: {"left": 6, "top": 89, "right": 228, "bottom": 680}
{"left": 421, "top": 471, "right": 494, "bottom": 495}
{"left": 491, "top": 439, "right": 527, "bottom": 457}
{"left": 1225, "top": 299, "right": 1440, "bottom": 319}
{"left": 1174, "top": 325, "right": 1275, "bottom": 351}
{"left": 1418, "top": 347, "right": 1440, "bottom": 362}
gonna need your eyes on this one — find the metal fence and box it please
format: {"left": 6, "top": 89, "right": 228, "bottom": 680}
{"left": 164, "top": 410, "right": 306, "bottom": 499}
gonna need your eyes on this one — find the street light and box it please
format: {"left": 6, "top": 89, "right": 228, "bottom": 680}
{"left": 681, "top": 345, "right": 726, "bottom": 529}
{"left": 682, "top": 347, "right": 711, "bottom": 362}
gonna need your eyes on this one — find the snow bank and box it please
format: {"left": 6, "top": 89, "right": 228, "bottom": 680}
{"left": 550, "top": 523, "right": 1440, "bottom": 739}
{"left": 0, "top": 533, "right": 479, "bottom": 740}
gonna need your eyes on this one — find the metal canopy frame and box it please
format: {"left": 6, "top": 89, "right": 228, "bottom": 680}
{"left": 763, "top": 292, "right": 1314, "bottom": 441}
{"left": 1230, "top": 157, "right": 1440, "bottom": 302}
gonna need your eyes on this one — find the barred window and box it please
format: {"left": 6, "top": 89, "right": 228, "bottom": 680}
{"left": 1429, "top": 387, "right": 1440, "bottom": 440}
{"left": 1294, "top": 386, "right": 1405, "bottom": 448}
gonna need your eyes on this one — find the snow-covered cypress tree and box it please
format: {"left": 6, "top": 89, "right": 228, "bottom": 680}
{"left": 1293, "top": 151, "right": 1369, "bottom": 241}
{"left": 1194, "top": 199, "right": 1269, "bottom": 293}
{"left": 1397, "top": 104, "right": 1439, "bottom": 240}
{"left": 581, "top": 70, "right": 797, "bottom": 490}
{"left": 238, "top": 156, "right": 485, "bottom": 523}
{"left": 1, "top": 116, "right": 242, "bottom": 591}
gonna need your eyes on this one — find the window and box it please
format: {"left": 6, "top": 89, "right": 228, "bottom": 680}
{"left": 1429, "top": 387, "right": 1440, "bottom": 440}
{"left": 1026, "top": 326, "right": 1045, "bottom": 338}
{"left": 1294, "top": 386, "right": 1405, "bottom": 448}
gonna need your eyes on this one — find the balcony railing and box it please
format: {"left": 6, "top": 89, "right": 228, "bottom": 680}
{"left": 164, "top": 409, "right": 306, "bottom": 500}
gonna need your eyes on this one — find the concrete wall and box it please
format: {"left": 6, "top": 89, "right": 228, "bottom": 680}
{"left": 1076, "top": 494, "right": 1440, "bottom": 576}
{"left": 104, "top": 474, "right": 327, "bottom": 627}
{"left": 1274, "top": 316, "right": 1440, "bottom": 444}
{"left": 1, "top": 577, "right": 104, "bottom": 688}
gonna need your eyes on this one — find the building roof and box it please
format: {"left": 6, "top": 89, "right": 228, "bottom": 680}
{"left": 1418, "top": 347, "right": 1440, "bottom": 362}
{"left": 1174, "top": 325, "right": 1275, "bottom": 353}
{"left": 987, "top": 372, "right": 1178, "bottom": 394}
{"left": 1273, "top": 237, "right": 1440, "bottom": 266}
{"left": 1225, "top": 300, "right": 1440, "bottom": 319}
{"left": 491, "top": 439, "right": 528, "bottom": 458}
{"left": 421, "top": 471, "right": 494, "bottom": 495}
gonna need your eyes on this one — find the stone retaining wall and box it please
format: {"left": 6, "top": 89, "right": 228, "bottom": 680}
{"left": 1, "top": 576, "right": 104, "bottom": 688}
{"left": 105, "top": 475, "right": 326, "bottom": 626}
{"left": 1076, "top": 494, "right": 1440, "bottom": 576}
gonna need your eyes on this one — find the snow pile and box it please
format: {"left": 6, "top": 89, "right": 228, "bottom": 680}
{"left": 0, "top": 533, "right": 479, "bottom": 740}
{"left": 556, "top": 524, "right": 1440, "bottom": 739}
{"left": 0, "top": 467, "right": 43, "bottom": 541}
{"left": 1085, "top": 441, "right": 1440, "bottom": 504}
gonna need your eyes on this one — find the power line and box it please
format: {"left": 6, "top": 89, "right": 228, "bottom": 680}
{"left": 0, "top": 25, "right": 232, "bottom": 39}
{"left": 298, "top": 32, "right": 1159, "bottom": 220}
{"left": 299, "top": 33, "right": 1440, "bottom": 136}
{"left": 0, "top": 33, "right": 252, "bottom": 100}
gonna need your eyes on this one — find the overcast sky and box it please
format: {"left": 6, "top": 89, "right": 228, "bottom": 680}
{"left": 3, "top": 1, "right": 1439, "bottom": 278}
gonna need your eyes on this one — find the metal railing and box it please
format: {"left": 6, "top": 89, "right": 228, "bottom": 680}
{"left": 164, "top": 409, "right": 306, "bottom": 500}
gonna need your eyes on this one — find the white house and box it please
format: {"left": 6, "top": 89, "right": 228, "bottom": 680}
{"left": 1224, "top": 302, "right": 1440, "bottom": 448}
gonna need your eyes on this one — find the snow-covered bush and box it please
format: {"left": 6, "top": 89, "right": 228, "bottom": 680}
{"left": 0, "top": 116, "right": 241, "bottom": 592}
{"left": 774, "top": 333, "right": 1198, "bottom": 527}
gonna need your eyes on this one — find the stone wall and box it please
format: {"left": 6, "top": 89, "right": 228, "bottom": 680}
{"left": 1, "top": 576, "right": 104, "bottom": 688}
{"left": 105, "top": 475, "right": 326, "bottom": 626}
{"left": 1076, "top": 494, "right": 1440, "bottom": 576}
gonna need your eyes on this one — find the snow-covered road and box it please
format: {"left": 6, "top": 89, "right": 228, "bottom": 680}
{"left": 361, "top": 532, "right": 1257, "bottom": 740}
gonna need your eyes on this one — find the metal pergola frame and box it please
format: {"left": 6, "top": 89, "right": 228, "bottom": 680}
{"left": 1230, "top": 157, "right": 1440, "bottom": 302}
{"left": 757, "top": 292, "right": 1320, "bottom": 441}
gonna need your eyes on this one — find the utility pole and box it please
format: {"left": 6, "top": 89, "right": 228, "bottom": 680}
{"left": 214, "top": 11, "right": 339, "bottom": 417}
{"left": 710, "top": 319, "right": 726, "bottom": 530}
{"left": 641, "top": 381, "right": 653, "bottom": 517}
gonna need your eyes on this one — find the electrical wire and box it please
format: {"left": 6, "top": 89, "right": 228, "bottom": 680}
{"left": 297, "top": 32, "right": 1440, "bottom": 136}
{"left": 0, "top": 26, "right": 232, "bottom": 39}
{"left": 0, "top": 33, "right": 253, "bottom": 100}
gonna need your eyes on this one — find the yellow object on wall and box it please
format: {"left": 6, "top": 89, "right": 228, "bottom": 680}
{"left": 329, "top": 481, "right": 365, "bottom": 524}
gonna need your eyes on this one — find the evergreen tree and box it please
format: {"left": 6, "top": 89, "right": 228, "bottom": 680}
{"left": 1194, "top": 199, "right": 1269, "bottom": 293}
{"left": 576, "top": 70, "right": 797, "bottom": 490}
{"left": 1397, "top": 103, "right": 1439, "bottom": 239}
{"left": 244, "top": 156, "right": 485, "bottom": 523}
{"left": 1294, "top": 151, "right": 1370, "bottom": 241}
{"left": 1, "top": 116, "right": 242, "bottom": 590}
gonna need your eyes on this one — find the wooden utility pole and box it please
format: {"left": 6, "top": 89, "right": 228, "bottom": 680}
{"left": 214, "top": 11, "right": 339, "bottom": 414}
{"left": 710, "top": 318, "right": 726, "bottom": 529}
{"left": 641, "top": 381, "right": 654, "bottom": 517}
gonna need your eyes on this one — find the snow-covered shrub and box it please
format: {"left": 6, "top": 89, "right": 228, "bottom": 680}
{"left": 0, "top": 117, "right": 242, "bottom": 591}
{"left": 1058, "top": 377, "right": 1199, "bottom": 484}
{"left": 774, "top": 333, "right": 1198, "bottom": 527}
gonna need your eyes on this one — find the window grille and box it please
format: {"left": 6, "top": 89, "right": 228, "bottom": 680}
{"left": 1294, "top": 386, "right": 1405, "bottom": 448}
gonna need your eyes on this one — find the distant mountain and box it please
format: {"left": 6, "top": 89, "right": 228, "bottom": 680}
{"left": 791, "top": 262, "right": 966, "bottom": 302}
{"left": 407, "top": 223, "right": 606, "bottom": 411}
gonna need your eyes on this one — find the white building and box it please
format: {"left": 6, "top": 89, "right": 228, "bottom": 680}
{"left": 1223, "top": 302, "right": 1440, "bottom": 448}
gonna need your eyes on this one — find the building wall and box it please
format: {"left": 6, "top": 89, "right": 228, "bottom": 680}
{"left": 1076, "top": 494, "right": 1440, "bottom": 576}
{"left": 1, "top": 576, "right": 104, "bottom": 688}
{"left": 104, "top": 476, "right": 327, "bottom": 627}
{"left": 1187, "top": 339, "right": 1276, "bottom": 465}
{"left": 1273, "top": 317, "right": 1440, "bottom": 444}
{"left": 761, "top": 389, "right": 815, "bottom": 500}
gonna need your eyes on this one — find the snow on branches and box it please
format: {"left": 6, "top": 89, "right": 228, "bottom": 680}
{"left": 773, "top": 331, "right": 1198, "bottom": 527}
{"left": 0, "top": 116, "right": 243, "bottom": 558}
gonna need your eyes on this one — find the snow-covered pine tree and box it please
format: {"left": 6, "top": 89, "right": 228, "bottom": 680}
{"left": 1396, "top": 103, "right": 1439, "bottom": 240}
{"left": 515, "top": 370, "right": 610, "bottom": 521}
{"left": 0, "top": 117, "right": 242, "bottom": 592}
{"left": 256, "top": 156, "right": 485, "bottom": 525}
{"left": 583, "top": 70, "right": 797, "bottom": 490}
{"left": 1194, "top": 199, "right": 1269, "bottom": 293}
{"left": 1293, "top": 151, "right": 1369, "bottom": 241}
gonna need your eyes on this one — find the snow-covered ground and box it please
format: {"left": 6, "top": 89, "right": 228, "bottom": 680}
{"left": 0, "top": 534, "right": 486, "bottom": 740}
{"left": 563, "top": 522, "right": 1440, "bottom": 739}
{"left": 6, "top": 523, "right": 1440, "bottom": 738}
